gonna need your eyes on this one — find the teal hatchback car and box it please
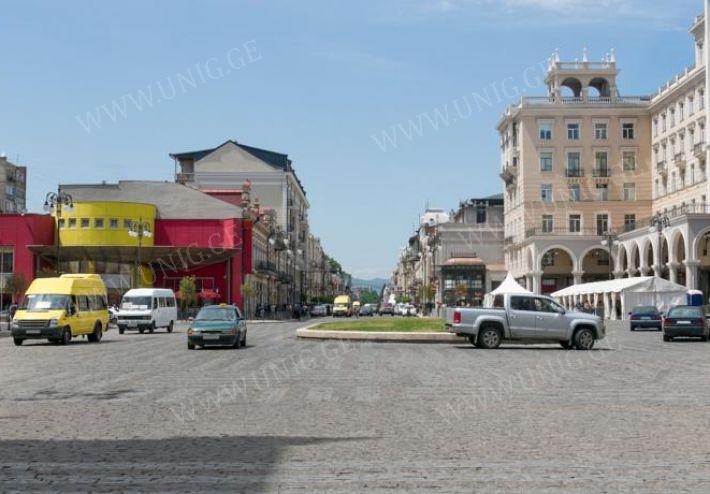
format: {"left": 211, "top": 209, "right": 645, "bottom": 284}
{"left": 187, "top": 304, "right": 247, "bottom": 350}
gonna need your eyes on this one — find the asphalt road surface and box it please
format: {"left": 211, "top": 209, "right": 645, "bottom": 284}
{"left": 2, "top": 319, "right": 710, "bottom": 492}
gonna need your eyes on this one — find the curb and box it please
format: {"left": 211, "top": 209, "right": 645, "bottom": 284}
{"left": 296, "top": 325, "right": 464, "bottom": 343}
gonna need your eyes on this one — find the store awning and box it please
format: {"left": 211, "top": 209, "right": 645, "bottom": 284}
{"left": 28, "top": 244, "right": 240, "bottom": 271}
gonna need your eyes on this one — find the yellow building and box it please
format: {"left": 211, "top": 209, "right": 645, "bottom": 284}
{"left": 53, "top": 201, "right": 157, "bottom": 301}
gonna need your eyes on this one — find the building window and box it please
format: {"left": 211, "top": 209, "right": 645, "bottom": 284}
{"left": 566, "top": 152, "right": 581, "bottom": 176}
{"left": 622, "top": 150, "right": 636, "bottom": 171}
{"left": 539, "top": 151, "right": 553, "bottom": 171}
{"left": 689, "top": 96, "right": 695, "bottom": 115}
{"left": 596, "top": 183, "right": 609, "bottom": 201}
{"left": 0, "top": 247, "right": 13, "bottom": 273}
{"left": 541, "top": 215, "right": 553, "bottom": 233}
{"left": 596, "top": 214, "right": 609, "bottom": 236}
{"left": 541, "top": 184, "right": 553, "bottom": 202}
{"left": 691, "top": 163, "right": 695, "bottom": 184}
{"left": 700, "top": 89, "right": 705, "bottom": 110}
{"left": 124, "top": 219, "right": 133, "bottom": 230}
{"left": 670, "top": 109, "right": 675, "bottom": 128}
{"left": 653, "top": 119, "right": 658, "bottom": 137}
{"left": 624, "top": 214, "right": 636, "bottom": 232}
{"left": 569, "top": 214, "right": 581, "bottom": 233}
{"left": 476, "top": 205, "right": 486, "bottom": 224}
{"left": 623, "top": 182, "right": 636, "bottom": 201}
{"left": 68, "top": 218, "right": 77, "bottom": 229}
{"left": 622, "top": 122, "right": 635, "bottom": 139}
{"left": 539, "top": 122, "right": 552, "bottom": 140}
{"left": 594, "top": 151, "right": 609, "bottom": 176}
{"left": 679, "top": 102, "right": 684, "bottom": 121}
{"left": 94, "top": 218, "right": 104, "bottom": 229}
{"left": 58, "top": 218, "right": 65, "bottom": 229}
{"left": 80, "top": 218, "right": 90, "bottom": 229}
{"left": 567, "top": 123, "right": 580, "bottom": 140}
{"left": 568, "top": 184, "right": 581, "bottom": 202}
{"left": 594, "top": 123, "right": 607, "bottom": 140}
{"left": 109, "top": 218, "right": 119, "bottom": 229}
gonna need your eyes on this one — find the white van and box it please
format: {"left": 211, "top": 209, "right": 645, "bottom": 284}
{"left": 116, "top": 288, "right": 177, "bottom": 334}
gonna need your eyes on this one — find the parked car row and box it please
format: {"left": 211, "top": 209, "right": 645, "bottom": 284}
{"left": 629, "top": 304, "right": 710, "bottom": 342}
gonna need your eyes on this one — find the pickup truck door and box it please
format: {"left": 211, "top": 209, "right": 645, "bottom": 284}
{"left": 508, "top": 295, "right": 538, "bottom": 338}
{"left": 532, "top": 297, "right": 568, "bottom": 339}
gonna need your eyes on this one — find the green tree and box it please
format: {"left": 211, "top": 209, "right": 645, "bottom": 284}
{"left": 327, "top": 256, "right": 342, "bottom": 274}
{"left": 179, "top": 276, "right": 197, "bottom": 314}
{"left": 240, "top": 274, "right": 256, "bottom": 318}
{"left": 358, "top": 290, "right": 380, "bottom": 305}
{"left": 5, "top": 272, "right": 27, "bottom": 304}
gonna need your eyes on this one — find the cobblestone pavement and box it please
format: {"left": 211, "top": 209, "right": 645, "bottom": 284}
{"left": 2, "top": 319, "right": 710, "bottom": 492}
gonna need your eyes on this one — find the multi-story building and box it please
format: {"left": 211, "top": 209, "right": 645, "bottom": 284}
{"left": 0, "top": 156, "right": 27, "bottom": 213}
{"left": 171, "top": 140, "right": 310, "bottom": 304}
{"left": 501, "top": 11, "right": 710, "bottom": 298}
{"left": 499, "top": 49, "right": 654, "bottom": 294}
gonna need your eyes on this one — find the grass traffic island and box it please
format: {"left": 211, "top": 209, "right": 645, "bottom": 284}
{"left": 297, "top": 317, "right": 463, "bottom": 343}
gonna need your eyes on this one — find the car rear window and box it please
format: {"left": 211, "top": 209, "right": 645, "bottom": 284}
{"left": 633, "top": 306, "right": 658, "bottom": 315}
{"left": 667, "top": 307, "right": 703, "bottom": 318}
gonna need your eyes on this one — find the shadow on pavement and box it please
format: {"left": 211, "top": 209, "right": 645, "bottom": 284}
{"left": 0, "top": 435, "right": 374, "bottom": 491}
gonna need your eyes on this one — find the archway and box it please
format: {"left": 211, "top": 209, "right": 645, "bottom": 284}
{"left": 581, "top": 247, "right": 611, "bottom": 282}
{"left": 673, "top": 232, "right": 686, "bottom": 286}
{"left": 588, "top": 77, "right": 611, "bottom": 98}
{"left": 618, "top": 245, "right": 628, "bottom": 277}
{"left": 641, "top": 239, "right": 654, "bottom": 275}
{"left": 695, "top": 229, "right": 710, "bottom": 298}
{"left": 628, "top": 242, "right": 640, "bottom": 276}
{"left": 659, "top": 236, "right": 669, "bottom": 279}
{"left": 539, "top": 247, "right": 574, "bottom": 294}
{"left": 560, "top": 78, "right": 582, "bottom": 98}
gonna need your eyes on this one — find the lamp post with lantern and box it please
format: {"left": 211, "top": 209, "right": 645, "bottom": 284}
{"left": 128, "top": 218, "right": 152, "bottom": 288}
{"left": 43, "top": 190, "right": 74, "bottom": 275}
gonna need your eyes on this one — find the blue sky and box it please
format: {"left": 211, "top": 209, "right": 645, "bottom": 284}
{"left": 0, "top": 0, "right": 703, "bottom": 278}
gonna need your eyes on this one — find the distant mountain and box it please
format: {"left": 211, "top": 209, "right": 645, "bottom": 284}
{"left": 351, "top": 277, "right": 389, "bottom": 290}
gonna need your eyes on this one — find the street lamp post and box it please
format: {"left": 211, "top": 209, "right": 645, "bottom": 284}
{"left": 600, "top": 230, "right": 617, "bottom": 280}
{"left": 128, "top": 218, "right": 152, "bottom": 288}
{"left": 43, "top": 190, "right": 74, "bottom": 275}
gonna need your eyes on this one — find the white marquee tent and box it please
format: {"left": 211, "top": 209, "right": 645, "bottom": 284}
{"left": 551, "top": 276, "right": 688, "bottom": 320}
{"left": 483, "top": 273, "right": 531, "bottom": 307}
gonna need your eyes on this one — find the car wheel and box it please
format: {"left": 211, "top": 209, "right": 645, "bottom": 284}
{"left": 559, "top": 341, "right": 573, "bottom": 349}
{"left": 629, "top": 326, "right": 635, "bottom": 331}
{"left": 118, "top": 327, "right": 125, "bottom": 334}
{"left": 139, "top": 328, "right": 145, "bottom": 334}
{"left": 663, "top": 334, "right": 672, "bottom": 342}
{"left": 149, "top": 322, "right": 155, "bottom": 334}
{"left": 60, "top": 327, "right": 72, "bottom": 345}
{"left": 477, "top": 326, "right": 502, "bottom": 349}
{"left": 88, "top": 322, "right": 102, "bottom": 343}
{"left": 702, "top": 333, "right": 709, "bottom": 342}
{"left": 167, "top": 321, "right": 174, "bottom": 333}
{"left": 573, "top": 328, "right": 595, "bottom": 350}
{"left": 13, "top": 337, "right": 23, "bottom": 346}
{"left": 187, "top": 341, "right": 195, "bottom": 350}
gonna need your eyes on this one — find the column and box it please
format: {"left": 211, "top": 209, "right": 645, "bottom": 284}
{"left": 525, "top": 274, "right": 533, "bottom": 291}
{"left": 667, "top": 262, "right": 679, "bottom": 284}
{"left": 627, "top": 267, "right": 639, "bottom": 278}
{"left": 531, "top": 271, "right": 542, "bottom": 294}
{"left": 572, "top": 271, "right": 583, "bottom": 285}
{"left": 603, "top": 292, "right": 610, "bottom": 319}
{"left": 652, "top": 263, "right": 663, "bottom": 278}
{"left": 610, "top": 294, "right": 618, "bottom": 320}
{"left": 685, "top": 259, "right": 700, "bottom": 290}
{"left": 593, "top": 293, "right": 599, "bottom": 315}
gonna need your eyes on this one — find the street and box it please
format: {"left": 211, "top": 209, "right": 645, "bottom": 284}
{"left": 2, "top": 319, "right": 710, "bottom": 492}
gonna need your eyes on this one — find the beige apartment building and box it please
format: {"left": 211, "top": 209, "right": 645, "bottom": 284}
{"left": 500, "top": 12, "right": 710, "bottom": 297}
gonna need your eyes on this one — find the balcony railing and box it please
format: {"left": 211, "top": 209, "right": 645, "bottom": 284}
{"left": 176, "top": 172, "right": 194, "bottom": 183}
{"left": 694, "top": 141, "right": 706, "bottom": 159}
{"left": 257, "top": 260, "right": 277, "bottom": 274}
{"left": 525, "top": 227, "right": 602, "bottom": 238}
{"left": 565, "top": 168, "right": 583, "bottom": 177}
{"left": 631, "top": 203, "right": 710, "bottom": 234}
{"left": 520, "top": 95, "right": 649, "bottom": 108}
{"left": 592, "top": 167, "right": 611, "bottom": 177}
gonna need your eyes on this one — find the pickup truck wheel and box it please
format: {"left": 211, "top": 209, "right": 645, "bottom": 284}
{"left": 477, "top": 327, "right": 502, "bottom": 349}
{"left": 559, "top": 341, "right": 573, "bottom": 349}
{"left": 467, "top": 335, "right": 478, "bottom": 347}
{"left": 573, "top": 328, "right": 595, "bottom": 350}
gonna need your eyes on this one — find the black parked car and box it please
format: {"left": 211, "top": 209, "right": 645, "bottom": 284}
{"left": 629, "top": 306, "right": 662, "bottom": 331}
{"left": 663, "top": 305, "right": 710, "bottom": 342}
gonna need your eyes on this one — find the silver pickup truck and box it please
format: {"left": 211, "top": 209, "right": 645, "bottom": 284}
{"left": 445, "top": 293, "right": 605, "bottom": 350}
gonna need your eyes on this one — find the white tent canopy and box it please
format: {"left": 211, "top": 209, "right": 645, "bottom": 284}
{"left": 551, "top": 276, "right": 688, "bottom": 320}
{"left": 483, "top": 273, "right": 531, "bottom": 307}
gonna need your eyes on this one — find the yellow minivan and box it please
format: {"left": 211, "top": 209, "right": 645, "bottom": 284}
{"left": 11, "top": 274, "right": 109, "bottom": 346}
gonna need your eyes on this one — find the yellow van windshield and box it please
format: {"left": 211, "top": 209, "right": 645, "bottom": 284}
{"left": 20, "top": 294, "right": 71, "bottom": 311}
